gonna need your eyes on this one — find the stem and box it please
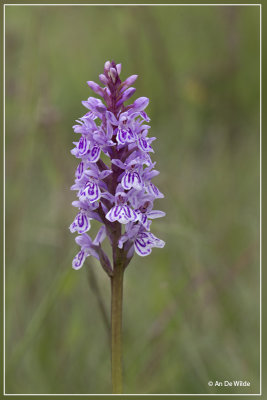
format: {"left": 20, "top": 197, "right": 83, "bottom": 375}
{"left": 111, "top": 260, "right": 124, "bottom": 394}
{"left": 109, "top": 69, "right": 124, "bottom": 394}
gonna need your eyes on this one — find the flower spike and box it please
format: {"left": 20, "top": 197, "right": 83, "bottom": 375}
{"left": 70, "top": 61, "right": 165, "bottom": 272}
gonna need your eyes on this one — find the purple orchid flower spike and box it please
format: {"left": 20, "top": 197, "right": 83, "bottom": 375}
{"left": 69, "top": 61, "right": 165, "bottom": 394}
{"left": 70, "top": 61, "right": 165, "bottom": 270}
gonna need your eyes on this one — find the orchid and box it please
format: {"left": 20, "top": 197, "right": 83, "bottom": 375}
{"left": 69, "top": 61, "right": 165, "bottom": 393}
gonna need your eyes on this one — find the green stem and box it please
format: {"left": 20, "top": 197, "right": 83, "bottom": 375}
{"left": 111, "top": 260, "right": 124, "bottom": 394}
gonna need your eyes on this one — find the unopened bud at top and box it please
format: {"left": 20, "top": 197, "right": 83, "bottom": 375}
{"left": 104, "top": 61, "right": 111, "bottom": 71}
{"left": 109, "top": 67, "right": 117, "bottom": 83}
{"left": 116, "top": 63, "right": 122, "bottom": 75}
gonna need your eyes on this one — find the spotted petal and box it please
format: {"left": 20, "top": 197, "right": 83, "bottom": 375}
{"left": 105, "top": 205, "right": 123, "bottom": 222}
{"left": 78, "top": 136, "right": 90, "bottom": 156}
{"left": 134, "top": 232, "right": 165, "bottom": 257}
{"left": 69, "top": 212, "right": 91, "bottom": 234}
{"left": 138, "top": 137, "right": 153, "bottom": 152}
{"left": 146, "top": 182, "right": 164, "bottom": 198}
{"left": 140, "top": 111, "right": 150, "bottom": 122}
{"left": 121, "top": 206, "right": 138, "bottom": 224}
{"left": 105, "top": 205, "right": 138, "bottom": 224}
{"left": 87, "top": 145, "right": 101, "bottom": 162}
{"left": 134, "top": 237, "right": 152, "bottom": 257}
{"left": 138, "top": 213, "right": 151, "bottom": 231}
{"left": 121, "top": 171, "right": 143, "bottom": 191}
{"left": 75, "top": 162, "right": 84, "bottom": 180}
{"left": 149, "top": 233, "right": 165, "bottom": 248}
{"left": 80, "top": 181, "right": 101, "bottom": 203}
{"left": 72, "top": 250, "right": 87, "bottom": 270}
{"left": 117, "top": 128, "right": 137, "bottom": 145}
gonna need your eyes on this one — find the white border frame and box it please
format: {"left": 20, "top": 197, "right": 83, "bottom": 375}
{"left": 3, "top": 3, "right": 262, "bottom": 397}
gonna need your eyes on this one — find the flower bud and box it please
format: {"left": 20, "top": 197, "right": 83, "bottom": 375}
{"left": 116, "top": 87, "right": 136, "bottom": 107}
{"left": 116, "top": 63, "right": 122, "bottom": 75}
{"left": 104, "top": 60, "right": 111, "bottom": 71}
{"left": 109, "top": 67, "right": 117, "bottom": 83}
{"left": 87, "top": 81, "right": 104, "bottom": 97}
{"left": 121, "top": 75, "right": 138, "bottom": 91}
{"left": 131, "top": 97, "right": 149, "bottom": 112}
{"left": 99, "top": 74, "right": 108, "bottom": 85}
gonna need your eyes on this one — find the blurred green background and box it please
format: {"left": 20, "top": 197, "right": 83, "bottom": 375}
{"left": 5, "top": 5, "right": 260, "bottom": 395}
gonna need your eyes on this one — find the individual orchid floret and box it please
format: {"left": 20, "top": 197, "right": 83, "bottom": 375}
{"left": 105, "top": 191, "right": 139, "bottom": 224}
{"left": 129, "top": 192, "right": 165, "bottom": 231}
{"left": 69, "top": 211, "right": 91, "bottom": 234}
{"left": 134, "top": 231, "right": 165, "bottom": 257}
{"left": 72, "top": 227, "right": 106, "bottom": 269}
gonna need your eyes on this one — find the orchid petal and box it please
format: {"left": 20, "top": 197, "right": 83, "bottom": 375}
{"left": 105, "top": 206, "right": 123, "bottom": 222}
{"left": 121, "top": 171, "right": 143, "bottom": 191}
{"left": 69, "top": 212, "right": 91, "bottom": 234}
{"left": 72, "top": 250, "right": 87, "bottom": 270}
{"left": 75, "top": 233, "right": 93, "bottom": 248}
{"left": 146, "top": 182, "right": 164, "bottom": 198}
{"left": 80, "top": 181, "right": 101, "bottom": 203}
{"left": 87, "top": 145, "right": 101, "bottom": 163}
{"left": 147, "top": 210, "right": 166, "bottom": 219}
{"left": 106, "top": 111, "right": 118, "bottom": 125}
{"left": 87, "top": 81, "right": 104, "bottom": 97}
{"left": 134, "top": 238, "right": 152, "bottom": 257}
{"left": 131, "top": 97, "right": 149, "bottom": 113}
{"left": 93, "top": 226, "right": 106, "bottom": 245}
{"left": 138, "top": 137, "right": 153, "bottom": 153}
{"left": 112, "top": 159, "right": 126, "bottom": 169}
